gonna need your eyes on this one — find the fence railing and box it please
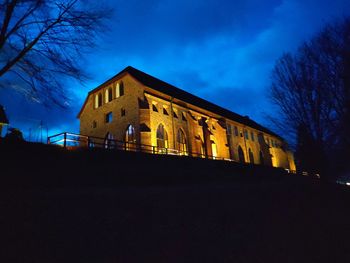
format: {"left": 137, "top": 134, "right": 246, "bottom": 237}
{"left": 47, "top": 132, "right": 231, "bottom": 161}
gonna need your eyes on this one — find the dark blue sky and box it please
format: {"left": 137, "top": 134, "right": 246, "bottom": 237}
{"left": 1, "top": 0, "right": 350, "bottom": 141}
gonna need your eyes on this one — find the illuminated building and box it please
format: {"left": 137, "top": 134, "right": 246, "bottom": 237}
{"left": 78, "top": 66, "right": 296, "bottom": 171}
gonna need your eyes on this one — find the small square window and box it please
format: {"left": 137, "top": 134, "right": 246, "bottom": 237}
{"left": 163, "top": 108, "right": 169, "bottom": 115}
{"left": 105, "top": 112, "right": 112, "bottom": 123}
{"left": 121, "top": 108, "right": 126, "bottom": 117}
{"left": 152, "top": 104, "right": 158, "bottom": 112}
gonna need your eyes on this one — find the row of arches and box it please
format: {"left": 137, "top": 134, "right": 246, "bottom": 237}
{"left": 237, "top": 145, "right": 264, "bottom": 164}
{"left": 94, "top": 82, "right": 125, "bottom": 108}
{"left": 156, "top": 124, "right": 187, "bottom": 154}
{"left": 102, "top": 124, "right": 266, "bottom": 164}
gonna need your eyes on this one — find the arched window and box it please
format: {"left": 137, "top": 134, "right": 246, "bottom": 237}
{"left": 119, "top": 81, "right": 124, "bottom": 96}
{"left": 125, "top": 124, "right": 136, "bottom": 151}
{"left": 156, "top": 124, "right": 168, "bottom": 153}
{"left": 104, "top": 132, "right": 114, "bottom": 149}
{"left": 105, "top": 87, "right": 113, "bottom": 103}
{"left": 177, "top": 129, "right": 187, "bottom": 155}
{"left": 238, "top": 146, "right": 245, "bottom": 163}
{"left": 211, "top": 141, "right": 217, "bottom": 159}
{"left": 116, "top": 82, "right": 124, "bottom": 98}
{"left": 94, "top": 95, "right": 98, "bottom": 108}
{"left": 95, "top": 93, "right": 102, "bottom": 108}
{"left": 98, "top": 93, "right": 102, "bottom": 107}
{"left": 259, "top": 151, "right": 264, "bottom": 165}
{"left": 249, "top": 148, "right": 255, "bottom": 164}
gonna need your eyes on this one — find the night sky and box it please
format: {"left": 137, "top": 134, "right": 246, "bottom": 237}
{"left": 1, "top": 0, "right": 350, "bottom": 141}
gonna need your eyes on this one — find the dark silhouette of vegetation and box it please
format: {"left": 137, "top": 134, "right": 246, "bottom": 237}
{"left": 0, "top": 0, "right": 110, "bottom": 107}
{"left": 270, "top": 17, "right": 350, "bottom": 179}
{"left": 4, "top": 127, "right": 23, "bottom": 141}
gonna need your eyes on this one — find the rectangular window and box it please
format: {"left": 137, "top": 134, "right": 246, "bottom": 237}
{"left": 105, "top": 112, "right": 112, "bottom": 123}
{"left": 173, "top": 111, "right": 178, "bottom": 118}
{"left": 234, "top": 126, "right": 239, "bottom": 136}
{"left": 182, "top": 112, "right": 187, "bottom": 121}
{"left": 163, "top": 108, "right": 169, "bottom": 115}
{"left": 244, "top": 130, "right": 249, "bottom": 140}
{"left": 266, "top": 138, "right": 270, "bottom": 146}
{"left": 226, "top": 124, "right": 231, "bottom": 135}
{"left": 121, "top": 108, "right": 126, "bottom": 117}
{"left": 251, "top": 131, "right": 255, "bottom": 141}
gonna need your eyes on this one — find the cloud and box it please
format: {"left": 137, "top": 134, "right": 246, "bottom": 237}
{"left": 1, "top": 0, "right": 350, "bottom": 140}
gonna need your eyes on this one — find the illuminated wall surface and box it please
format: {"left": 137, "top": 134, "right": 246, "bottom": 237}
{"left": 78, "top": 66, "right": 296, "bottom": 171}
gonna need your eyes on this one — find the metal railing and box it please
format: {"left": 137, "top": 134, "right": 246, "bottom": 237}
{"left": 47, "top": 132, "right": 236, "bottom": 162}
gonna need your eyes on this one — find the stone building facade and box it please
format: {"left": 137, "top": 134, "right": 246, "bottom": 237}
{"left": 78, "top": 66, "right": 296, "bottom": 171}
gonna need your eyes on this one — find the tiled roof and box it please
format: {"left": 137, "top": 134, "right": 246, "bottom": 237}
{"left": 0, "top": 105, "right": 9, "bottom": 124}
{"left": 121, "top": 66, "right": 281, "bottom": 139}
{"left": 82, "top": 66, "right": 281, "bottom": 139}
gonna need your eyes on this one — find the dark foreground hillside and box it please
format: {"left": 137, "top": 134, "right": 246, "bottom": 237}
{"left": 1, "top": 140, "right": 350, "bottom": 263}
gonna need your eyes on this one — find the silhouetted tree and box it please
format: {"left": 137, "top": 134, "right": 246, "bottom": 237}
{"left": 0, "top": 0, "right": 110, "bottom": 107}
{"left": 270, "top": 17, "right": 350, "bottom": 179}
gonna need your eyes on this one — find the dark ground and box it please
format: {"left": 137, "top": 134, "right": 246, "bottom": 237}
{"left": 1, "top": 140, "right": 350, "bottom": 263}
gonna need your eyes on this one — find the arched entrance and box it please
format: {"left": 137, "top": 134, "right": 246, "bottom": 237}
{"left": 156, "top": 124, "right": 168, "bottom": 153}
{"left": 238, "top": 146, "right": 245, "bottom": 163}
{"left": 211, "top": 141, "right": 218, "bottom": 159}
{"left": 125, "top": 124, "right": 136, "bottom": 150}
{"left": 104, "top": 132, "right": 114, "bottom": 149}
{"left": 249, "top": 148, "right": 254, "bottom": 164}
{"left": 177, "top": 129, "right": 187, "bottom": 155}
{"left": 259, "top": 151, "right": 264, "bottom": 165}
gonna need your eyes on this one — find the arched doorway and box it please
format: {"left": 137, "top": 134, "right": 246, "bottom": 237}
{"left": 211, "top": 141, "right": 218, "bottom": 159}
{"left": 104, "top": 132, "right": 114, "bottom": 149}
{"left": 156, "top": 124, "right": 168, "bottom": 153}
{"left": 259, "top": 151, "right": 264, "bottom": 165}
{"left": 249, "top": 148, "right": 254, "bottom": 164}
{"left": 177, "top": 129, "right": 187, "bottom": 155}
{"left": 125, "top": 125, "right": 136, "bottom": 150}
{"left": 238, "top": 146, "right": 245, "bottom": 163}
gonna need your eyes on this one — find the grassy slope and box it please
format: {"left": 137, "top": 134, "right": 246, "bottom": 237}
{"left": 1, "top": 140, "right": 350, "bottom": 263}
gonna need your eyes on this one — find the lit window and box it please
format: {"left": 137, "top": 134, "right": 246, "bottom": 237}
{"left": 251, "top": 131, "right": 255, "bottom": 141}
{"left": 95, "top": 93, "right": 102, "bottom": 108}
{"left": 105, "top": 112, "right": 112, "bottom": 123}
{"left": 116, "top": 83, "right": 120, "bottom": 98}
{"left": 94, "top": 95, "right": 98, "bottom": 108}
{"left": 104, "top": 132, "right": 115, "bottom": 149}
{"left": 125, "top": 124, "right": 136, "bottom": 150}
{"left": 121, "top": 108, "right": 126, "bottom": 117}
{"left": 156, "top": 124, "right": 168, "bottom": 152}
{"left": 177, "top": 129, "right": 187, "bottom": 155}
